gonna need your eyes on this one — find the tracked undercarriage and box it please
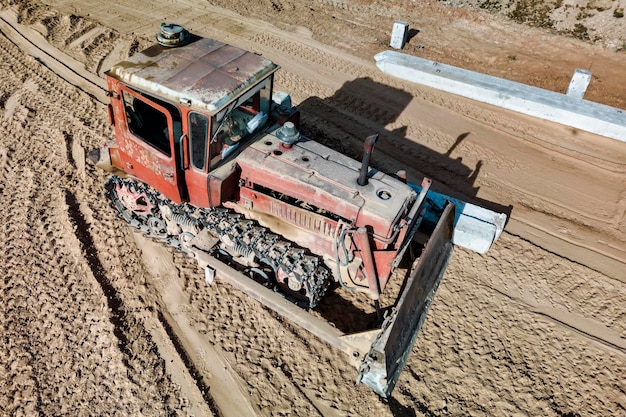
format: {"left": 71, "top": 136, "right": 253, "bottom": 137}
{"left": 105, "top": 176, "right": 331, "bottom": 308}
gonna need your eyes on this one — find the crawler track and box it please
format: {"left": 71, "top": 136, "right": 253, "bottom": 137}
{"left": 104, "top": 176, "right": 331, "bottom": 309}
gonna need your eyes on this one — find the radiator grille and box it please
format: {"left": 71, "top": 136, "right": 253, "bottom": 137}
{"left": 270, "top": 201, "right": 337, "bottom": 238}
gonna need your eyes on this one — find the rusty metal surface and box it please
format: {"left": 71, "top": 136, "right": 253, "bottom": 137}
{"left": 107, "top": 82, "right": 182, "bottom": 203}
{"left": 106, "top": 37, "right": 278, "bottom": 114}
{"left": 237, "top": 131, "right": 416, "bottom": 241}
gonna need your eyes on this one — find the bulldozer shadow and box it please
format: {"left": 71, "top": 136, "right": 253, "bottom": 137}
{"left": 296, "top": 77, "right": 513, "bottom": 220}
{"left": 313, "top": 282, "right": 381, "bottom": 333}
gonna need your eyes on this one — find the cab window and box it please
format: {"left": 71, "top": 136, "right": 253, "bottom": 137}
{"left": 121, "top": 89, "right": 182, "bottom": 157}
{"left": 122, "top": 90, "right": 170, "bottom": 156}
{"left": 208, "top": 79, "right": 272, "bottom": 168}
{"left": 189, "top": 112, "right": 209, "bottom": 170}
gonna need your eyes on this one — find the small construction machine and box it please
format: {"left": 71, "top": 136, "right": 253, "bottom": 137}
{"left": 89, "top": 24, "right": 506, "bottom": 397}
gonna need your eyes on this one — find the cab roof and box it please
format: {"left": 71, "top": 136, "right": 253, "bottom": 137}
{"left": 105, "top": 37, "right": 279, "bottom": 115}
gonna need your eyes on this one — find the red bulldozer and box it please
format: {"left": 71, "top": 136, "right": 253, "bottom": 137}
{"left": 89, "top": 24, "right": 506, "bottom": 397}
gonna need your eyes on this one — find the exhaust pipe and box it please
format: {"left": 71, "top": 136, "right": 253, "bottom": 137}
{"left": 358, "top": 133, "right": 379, "bottom": 186}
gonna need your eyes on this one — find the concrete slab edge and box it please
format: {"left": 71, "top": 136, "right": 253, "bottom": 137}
{"left": 374, "top": 51, "right": 626, "bottom": 143}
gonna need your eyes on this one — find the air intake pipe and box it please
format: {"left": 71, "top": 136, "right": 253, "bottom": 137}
{"left": 358, "top": 133, "right": 379, "bottom": 186}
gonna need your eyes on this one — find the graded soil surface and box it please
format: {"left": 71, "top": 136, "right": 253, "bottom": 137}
{"left": 0, "top": 1, "right": 624, "bottom": 416}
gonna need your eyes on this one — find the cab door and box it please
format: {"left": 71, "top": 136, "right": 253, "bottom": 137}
{"left": 116, "top": 86, "right": 183, "bottom": 203}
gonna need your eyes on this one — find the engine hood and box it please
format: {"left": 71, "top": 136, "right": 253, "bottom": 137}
{"left": 235, "top": 130, "right": 417, "bottom": 239}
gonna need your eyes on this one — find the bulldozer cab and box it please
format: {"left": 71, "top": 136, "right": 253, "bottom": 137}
{"left": 112, "top": 78, "right": 273, "bottom": 206}
{"left": 104, "top": 36, "right": 280, "bottom": 207}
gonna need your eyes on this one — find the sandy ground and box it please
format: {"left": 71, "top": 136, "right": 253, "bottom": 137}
{"left": 0, "top": 0, "right": 624, "bottom": 416}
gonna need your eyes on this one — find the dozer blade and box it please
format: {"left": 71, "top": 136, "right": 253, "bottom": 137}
{"left": 357, "top": 202, "right": 455, "bottom": 397}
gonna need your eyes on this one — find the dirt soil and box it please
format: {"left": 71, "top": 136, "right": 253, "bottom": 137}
{"left": 0, "top": 0, "right": 624, "bottom": 416}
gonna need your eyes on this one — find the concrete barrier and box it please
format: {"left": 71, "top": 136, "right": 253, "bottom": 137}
{"left": 566, "top": 69, "right": 592, "bottom": 99}
{"left": 374, "top": 51, "right": 626, "bottom": 143}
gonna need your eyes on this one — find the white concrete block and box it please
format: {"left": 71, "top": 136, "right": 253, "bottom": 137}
{"left": 205, "top": 265, "right": 215, "bottom": 284}
{"left": 390, "top": 21, "right": 409, "bottom": 49}
{"left": 566, "top": 68, "right": 592, "bottom": 99}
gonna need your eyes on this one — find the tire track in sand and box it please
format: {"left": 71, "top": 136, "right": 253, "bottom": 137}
{"left": 0, "top": 24, "right": 194, "bottom": 414}
{"left": 64, "top": 190, "right": 217, "bottom": 417}
{"left": 0, "top": 164, "right": 41, "bottom": 415}
{"left": 0, "top": 6, "right": 261, "bottom": 415}
{"left": 0, "top": 8, "right": 108, "bottom": 103}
